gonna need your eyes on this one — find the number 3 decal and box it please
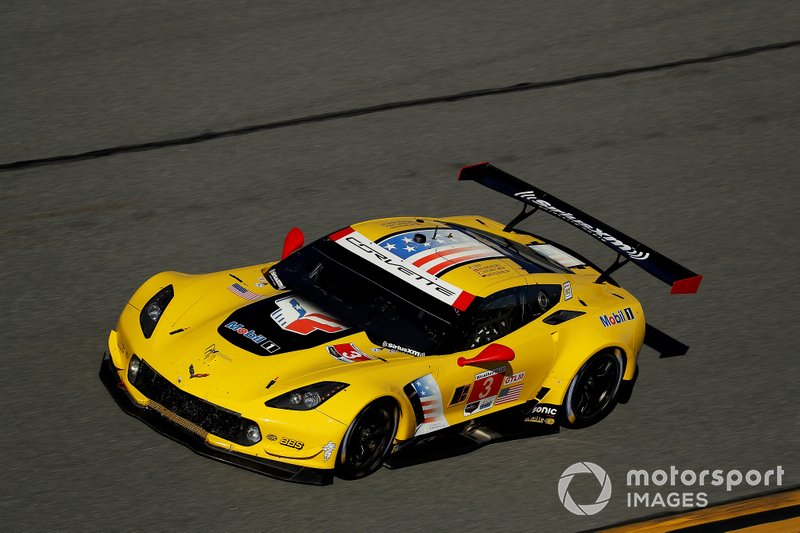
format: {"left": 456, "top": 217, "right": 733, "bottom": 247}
{"left": 478, "top": 377, "right": 494, "bottom": 399}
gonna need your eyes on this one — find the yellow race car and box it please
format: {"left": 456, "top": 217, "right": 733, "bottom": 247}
{"left": 100, "top": 163, "right": 701, "bottom": 485}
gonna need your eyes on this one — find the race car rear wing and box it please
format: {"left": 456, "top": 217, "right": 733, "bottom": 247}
{"left": 458, "top": 162, "right": 702, "bottom": 294}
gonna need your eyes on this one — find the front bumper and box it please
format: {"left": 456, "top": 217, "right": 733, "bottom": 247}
{"left": 99, "top": 352, "right": 333, "bottom": 485}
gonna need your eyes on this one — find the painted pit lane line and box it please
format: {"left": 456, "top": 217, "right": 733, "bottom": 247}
{"left": 595, "top": 486, "right": 800, "bottom": 532}
{"left": 1, "top": 39, "right": 798, "bottom": 173}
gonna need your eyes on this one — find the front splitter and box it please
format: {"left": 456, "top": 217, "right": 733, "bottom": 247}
{"left": 98, "top": 352, "right": 333, "bottom": 485}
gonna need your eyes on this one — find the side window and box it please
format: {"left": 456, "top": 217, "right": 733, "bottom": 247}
{"left": 521, "top": 284, "right": 562, "bottom": 322}
{"left": 461, "top": 288, "right": 525, "bottom": 350}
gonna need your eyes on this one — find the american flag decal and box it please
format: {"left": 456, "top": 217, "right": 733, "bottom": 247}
{"left": 495, "top": 384, "right": 524, "bottom": 405}
{"left": 410, "top": 374, "right": 449, "bottom": 436}
{"left": 227, "top": 283, "right": 265, "bottom": 301}
{"left": 377, "top": 228, "right": 505, "bottom": 277}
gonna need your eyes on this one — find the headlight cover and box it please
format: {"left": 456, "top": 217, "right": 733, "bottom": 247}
{"left": 265, "top": 381, "right": 348, "bottom": 410}
{"left": 127, "top": 354, "right": 141, "bottom": 383}
{"left": 139, "top": 285, "right": 174, "bottom": 338}
{"left": 238, "top": 421, "right": 262, "bottom": 445}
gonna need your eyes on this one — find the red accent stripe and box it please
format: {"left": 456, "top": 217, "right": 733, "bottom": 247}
{"left": 329, "top": 227, "right": 355, "bottom": 241}
{"left": 412, "top": 246, "right": 476, "bottom": 267}
{"left": 457, "top": 161, "right": 490, "bottom": 181}
{"left": 428, "top": 252, "right": 491, "bottom": 275}
{"left": 671, "top": 275, "right": 702, "bottom": 294}
{"left": 452, "top": 291, "right": 475, "bottom": 311}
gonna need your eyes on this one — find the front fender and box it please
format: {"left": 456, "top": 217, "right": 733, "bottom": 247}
{"left": 316, "top": 385, "right": 415, "bottom": 442}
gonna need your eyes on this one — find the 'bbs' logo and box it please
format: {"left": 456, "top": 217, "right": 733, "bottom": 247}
{"left": 280, "top": 437, "right": 304, "bottom": 450}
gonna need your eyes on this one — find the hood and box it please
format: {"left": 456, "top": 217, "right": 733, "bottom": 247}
{"left": 144, "top": 291, "right": 408, "bottom": 407}
{"left": 217, "top": 293, "right": 353, "bottom": 355}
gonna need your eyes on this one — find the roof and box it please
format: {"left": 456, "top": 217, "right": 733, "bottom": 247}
{"left": 343, "top": 215, "right": 562, "bottom": 299}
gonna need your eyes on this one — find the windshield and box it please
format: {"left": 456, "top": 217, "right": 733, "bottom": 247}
{"left": 274, "top": 239, "right": 463, "bottom": 355}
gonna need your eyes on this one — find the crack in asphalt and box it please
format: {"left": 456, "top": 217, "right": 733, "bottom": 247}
{"left": 2, "top": 38, "right": 798, "bottom": 173}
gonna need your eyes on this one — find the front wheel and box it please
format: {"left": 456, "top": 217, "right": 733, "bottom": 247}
{"left": 336, "top": 398, "right": 399, "bottom": 480}
{"left": 561, "top": 349, "right": 624, "bottom": 429}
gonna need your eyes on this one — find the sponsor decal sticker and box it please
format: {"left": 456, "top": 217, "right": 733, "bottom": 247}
{"left": 516, "top": 190, "right": 650, "bottom": 261}
{"left": 525, "top": 403, "right": 559, "bottom": 424}
{"left": 327, "top": 343, "right": 373, "bottom": 363}
{"left": 203, "top": 344, "right": 231, "bottom": 363}
{"left": 599, "top": 307, "right": 635, "bottom": 328}
{"left": 381, "top": 341, "right": 424, "bottom": 357}
{"left": 504, "top": 371, "right": 525, "bottom": 385}
{"left": 270, "top": 295, "right": 348, "bottom": 335}
{"left": 227, "top": 282, "right": 265, "bottom": 301}
{"left": 279, "top": 437, "right": 304, "bottom": 450}
{"left": 410, "top": 374, "right": 449, "bottom": 436}
{"left": 267, "top": 269, "right": 286, "bottom": 290}
{"left": 563, "top": 281, "right": 573, "bottom": 301}
{"left": 331, "top": 228, "right": 475, "bottom": 310}
{"left": 468, "top": 262, "right": 511, "bottom": 277}
{"left": 266, "top": 434, "right": 278, "bottom": 441}
{"left": 223, "top": 321, "right": 281, "bottom": 353}
{"left": 322, "top": 441, "right": 336, "bottom": 462}
{"left": 464, "top": 366, "right": 506, "bottom": 416}
{"left": 449, "top": 384, "right": 470, "bottom": 406}
{"left": 478, "top": 397, "right": 494, "bottom": 410}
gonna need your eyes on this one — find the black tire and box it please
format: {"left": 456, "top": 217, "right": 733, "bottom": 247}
{"left": 336, "top": 398, "right": 399, "bottom": 480}
{"left": 561, "top": 349, "right": 624, "bottom": 429}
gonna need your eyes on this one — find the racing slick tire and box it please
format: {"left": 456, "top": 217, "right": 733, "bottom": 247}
{"left": 335, "top": 398, "right": 399, "bottom": 480}
{"left": 560, "top": 348, "right": 624, "bottom": 429}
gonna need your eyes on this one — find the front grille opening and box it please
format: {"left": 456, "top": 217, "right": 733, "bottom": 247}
{"left": 132, "top": 360, "right": 253, "bottom": 445}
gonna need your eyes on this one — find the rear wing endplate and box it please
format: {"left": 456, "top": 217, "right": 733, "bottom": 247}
{"left": 458, "top": 162, "right": 702, "bottom": 294}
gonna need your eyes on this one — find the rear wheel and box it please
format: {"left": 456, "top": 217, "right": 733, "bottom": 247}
{"left": 561, "top": 349, "right": 624, "bottom": 429}
{"left": 336, "top": 398, "right": 399, "bottom": 480}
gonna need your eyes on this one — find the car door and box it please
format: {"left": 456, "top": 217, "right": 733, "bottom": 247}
{"left": 435, "top": 286, "right": 557, "bottom": 424}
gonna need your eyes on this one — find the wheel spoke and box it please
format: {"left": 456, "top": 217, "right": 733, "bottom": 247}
{"left": 576, "top": 390, "right": 591, "bottom": 414}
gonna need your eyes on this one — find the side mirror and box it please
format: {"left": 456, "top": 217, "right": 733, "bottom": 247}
{"left": 281, "top": 227, "right": 305, "bottom": 260}
{"left": 457, "top": 343, "right": 515, "bottom": 367}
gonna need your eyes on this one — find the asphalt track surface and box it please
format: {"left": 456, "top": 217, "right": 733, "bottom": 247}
{"left": 2, "top": 2, "right": 799, "bottom": 531}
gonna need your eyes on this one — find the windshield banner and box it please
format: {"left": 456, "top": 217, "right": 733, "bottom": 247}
{"left": 330, "top": 227, "right": 475, "bottom": 311}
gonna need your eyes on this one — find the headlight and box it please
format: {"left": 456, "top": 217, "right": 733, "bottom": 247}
{"left": 139, "top": 285, "right": 174, "bottom": 338}
{"left": 229, "top": 419, "right": 263, "bottom": 446}
{"left": 127, "top": 354, "right": 141, "bottom": 383}
{"left": 265, "top": 382, "right": 348, "bottom": 410}
{"left": 244, "top": 423, "right": 261, "bottom": 444}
